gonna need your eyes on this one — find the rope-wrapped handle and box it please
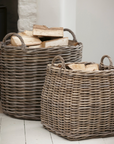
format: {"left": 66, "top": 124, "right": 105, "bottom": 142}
{"left": 100, "top": 55, "right": 113, "bottom": 70}
{"left": 52, "top": 55, "right": 66, "bottom": 69}
{"left": 2, "top": 33, "right": 26, "bottom": 51}
{"left": 64, "top": 28, "right": 77, "bottom": 42}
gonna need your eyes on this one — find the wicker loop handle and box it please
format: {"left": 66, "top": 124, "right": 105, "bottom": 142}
{"left": 100, "top": 55, "right": 113, "bottom": 69}
{"left": 2, "top": 33, "right": 26, "bottom": 51}
{"left": 52, "top": 55, "right": 66, "bottom": 69}
{"left": 64, "top": 28, "right": 77, "bottom": 42}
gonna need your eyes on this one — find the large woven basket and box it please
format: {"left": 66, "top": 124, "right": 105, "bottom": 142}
{"left": 0, "top": 29, "right": 82, "bottom": 120}
{"left": 41, "top": 55, "right": 114, "bottom": 140}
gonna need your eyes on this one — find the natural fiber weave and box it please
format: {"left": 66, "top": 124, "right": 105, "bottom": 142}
{"left": 41, "top": 55, "right": 114, "bottom": 140}
{"left": 0, "top": 29, "right": 82, "bottom": 120}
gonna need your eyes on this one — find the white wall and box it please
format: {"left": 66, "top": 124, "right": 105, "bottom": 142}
{"left": 37, "top": 0, "right": 76, "bottom": 39}
{"left": 76, "top": 0, "right": 114, "bottom": 64}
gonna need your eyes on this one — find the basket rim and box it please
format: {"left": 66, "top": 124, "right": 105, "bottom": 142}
{"left": 47, "top": 62, "right": 114, "bottom": 75}
{"left": 1, "top": 40, "right": 83, "bottom": 52}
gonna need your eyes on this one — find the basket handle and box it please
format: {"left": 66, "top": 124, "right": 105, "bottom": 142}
{"left": 100, "top": 55, "right": 113, "bottom": 69}
{"left": 52, "top": 55, "right": 66, "bottom": 69}
{"left": 2, "top": 32, "right": 26, "bottom": 51}
{"left": 64, "top": 28, "right": 77, "bottom": 42}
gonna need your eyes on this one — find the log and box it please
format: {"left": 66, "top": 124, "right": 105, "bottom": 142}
{"left": 41, "top": 37, "right": 68, "bottom": 48}
{"left": 68, "top": 63, "right": 85, "bottom": 70}
{"left": 85, "top": 64, "right": 99, "bottom": 71}
{"left": 28, "top": 45, "right": 41, "bottom": 48}
{"left": 23, "top": 30, "right": 33, "bottom": 37}
{"left": 11, "top": 33, "right": 42, "bottom": 46}
{"left": 33, "top": 25, "right": 64, "bottom": 37}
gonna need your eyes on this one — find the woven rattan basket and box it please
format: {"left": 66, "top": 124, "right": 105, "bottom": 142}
{"left": 0, "top": 29, "right": 82, "bottom": 120}
{"left": 41, "top": 55, "right": 114, "bottom": 140}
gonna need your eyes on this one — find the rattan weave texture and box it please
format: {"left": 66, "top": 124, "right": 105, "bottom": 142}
{"left": 0, "top": 29, "right": 82, "bottom": 120}
{"left": 41, "top": 55, "right": 114, "bottom": 140}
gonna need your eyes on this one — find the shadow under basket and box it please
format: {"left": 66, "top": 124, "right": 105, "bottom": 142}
{"left": 41, "top": 55, "right": 114, "bottom": 140}
{"left": 0, "top": 29, "right": 83, "bottom": 120}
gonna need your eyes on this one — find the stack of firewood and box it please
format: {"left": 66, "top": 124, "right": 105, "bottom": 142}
{"left": 11, "top": 25, "right": 69, "bottom": 48}
{"left": 57, "top": 63, "right": 99, "bottom": 71}
{"left": 67, "top": 63, "right": 99, "bottom": 71}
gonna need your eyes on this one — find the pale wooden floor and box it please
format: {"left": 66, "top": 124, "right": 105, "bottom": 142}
{"left": 0, "top": 102, "right": 114, "bottom": 144}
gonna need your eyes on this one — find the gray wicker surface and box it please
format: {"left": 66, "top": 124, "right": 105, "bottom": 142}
{"left": 41, "top": 55, "right": 114, "bottom": 140}
{"left": 0, "top": 29, "right": 83, "bottom": 120}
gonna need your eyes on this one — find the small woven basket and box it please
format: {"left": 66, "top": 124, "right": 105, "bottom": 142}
{"left": 41, "top": 55, "right": 114, "bottom": 140}
{"left": 0, "top": 29, "right": 82, "bottom": 120}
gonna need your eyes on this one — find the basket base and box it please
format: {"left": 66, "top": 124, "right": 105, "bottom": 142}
{"left": 3, "top": 110, "right": 41, "bottom": 121}
{"left": 42, "top": 124, "right": 114, "bottom": 141}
